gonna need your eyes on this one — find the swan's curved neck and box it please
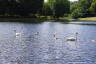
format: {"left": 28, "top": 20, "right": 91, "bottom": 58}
{"left": 14, "top": 30, "right": 16, "bottom": 33}
{"left": 75, "top": 32, "right": 78, "bottom": 41}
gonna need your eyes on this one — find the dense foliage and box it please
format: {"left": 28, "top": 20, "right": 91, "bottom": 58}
{"left": 54, "top": 0, "right": 70, "bottom": 18}
{"left": 71, "top": 0, "right": 96, "bottom": 18}
{"left": 0, "top": 0, "right": 95, "bottom": 19}
{"left": 0, "top": 0, "right": 44, "bottom": 17}
{"left": 89, "top": 0, "right": 96, "bottom": 16}
{"left": 42, "top": 0, "right": 70, "bottom": 18}
{"left": 0, "top": 0, "right": 70, "bottom": 18}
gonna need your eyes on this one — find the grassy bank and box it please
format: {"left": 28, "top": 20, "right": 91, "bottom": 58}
{"left": 79, "top": 17, "right": 96, "bottom": 21}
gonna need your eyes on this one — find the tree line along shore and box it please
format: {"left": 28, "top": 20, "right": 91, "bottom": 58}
{"left": 0, "top": 0, "right": 95, "bottom": 22}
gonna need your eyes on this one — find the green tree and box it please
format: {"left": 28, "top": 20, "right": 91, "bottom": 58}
{"left": 89, "top": 0, "right": 96, "bottom": 16}
{"left": 47, "top": 0, "right": 70, "bottom": 18}
{"left": 0, "top": 0, "right": 44, "bottom": 17}
{"left": 18, "top": 0, "right": 44, "bottom": 16}
{"left": 54, "top": 0, "right": 70, "bottom": 18}
{"left": 42, "top": 3, "right": 53, "bottom": 16}
{"left": 70, "top": 1, "right": 83, "bottom": 18}
{"left": 71, "top": 0, "right": 93, "bottom": 18}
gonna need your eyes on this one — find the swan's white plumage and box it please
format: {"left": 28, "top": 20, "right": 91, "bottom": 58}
{"left": 53, "top": 32, "right": 59, "bottom": 40}
{"left": 35, "top": 32, "right": 39, "bottom": 35}
{"left": 66, "top": 32, "right": 78, "bottom": 41}
{"left": 16, "top": 33, "right": 21, "bottom": 36}
{"left": 14, "top": 30, "right": 21, "bottom": 37}
{"left": 66, "top": 37, "right": 76, "bottom": 41}
{"left": 92, "top": 40, "right": 96, "bottom": 43}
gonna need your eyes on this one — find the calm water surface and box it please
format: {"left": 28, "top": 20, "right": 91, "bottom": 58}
{"left": 0, "top": 21, "right": 96, "bottom": 64}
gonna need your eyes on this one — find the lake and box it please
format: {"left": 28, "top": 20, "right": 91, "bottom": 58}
{"left": 0, "top": 21, "right": 96, "bottom": 64}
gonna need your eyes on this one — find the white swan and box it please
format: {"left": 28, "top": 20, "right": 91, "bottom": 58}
{"left": 92, "top": 40, "right": 96, "bottom": 43}
{"left": 53, "top": 32, "right": 60, "bottom": 40}
{"left": 66, "top": 32, "right": 78, "bottom": 41}
{"left": 16, "top": 33, "right": 21, "bottom": 36}
{"left": 14, "top": 30, "right": 21, "bottom": 36}
{"left": 35, "top": 32, "right": 39, "bottom": 35}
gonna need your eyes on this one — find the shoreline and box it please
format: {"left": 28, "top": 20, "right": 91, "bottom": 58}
{"left": 0, "top": 17, "right": 96, "bottom": 22}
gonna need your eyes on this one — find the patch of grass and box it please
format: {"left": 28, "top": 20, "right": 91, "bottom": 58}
{"left": 79, "top": 17, "right": 96, "bottom": 21}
